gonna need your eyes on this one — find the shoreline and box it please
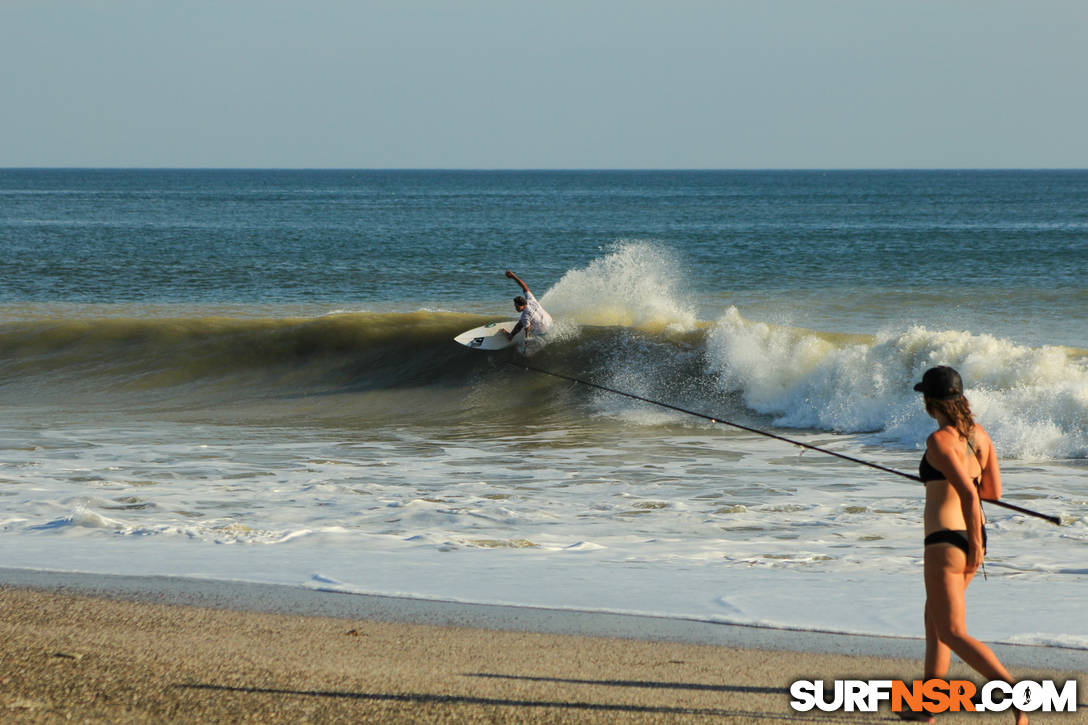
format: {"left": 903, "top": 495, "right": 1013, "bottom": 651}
{"left": 4, "top": 567, "right": 1087, "bottom": 671}
{"left": 3, "top": 569, "right": 1086, "bottom": 723}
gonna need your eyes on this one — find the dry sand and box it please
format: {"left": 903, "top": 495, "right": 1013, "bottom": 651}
{"left": 2, "top": 584, "right": 1084, "bottom": 724}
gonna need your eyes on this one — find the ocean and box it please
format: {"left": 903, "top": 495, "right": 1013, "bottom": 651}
{"left": 1, "top": 169, "right": 1086, "bottom": 649}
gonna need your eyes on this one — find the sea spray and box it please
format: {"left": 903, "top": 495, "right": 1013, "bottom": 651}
{"left": 533, "top": 241, "right": 713, "bottom": 421}
{"left": 541, "top": 241, "right": 697, "bottom": 332}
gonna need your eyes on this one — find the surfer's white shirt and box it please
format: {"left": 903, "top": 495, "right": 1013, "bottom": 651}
{"left": 520, "top": 291, "right": 553, "bottom": 334}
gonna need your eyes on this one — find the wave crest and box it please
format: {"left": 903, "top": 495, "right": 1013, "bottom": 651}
{"left": 706, "top": 307, "right": 1088, "bottom": 459}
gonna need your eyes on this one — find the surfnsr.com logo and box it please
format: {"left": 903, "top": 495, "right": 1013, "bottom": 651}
{"left": 790, "top": 679, "right": 1078, "bottom": 714}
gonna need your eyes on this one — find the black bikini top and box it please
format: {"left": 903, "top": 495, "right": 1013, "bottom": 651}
{"left": 919, "top": 453, "right": 944, "bottom": 482}
{"left": 920, "top": 436, "right": 978, "bottom": 482}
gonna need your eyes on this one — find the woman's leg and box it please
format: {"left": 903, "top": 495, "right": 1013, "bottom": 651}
{"left": 901, "top": 558, "right": 957, "bottom": 722}
{"left": 924, "top": 544, "right": 1026, "bottom": 723}
{"left": 923, "top": 600, "right": 952, "bottom": 678}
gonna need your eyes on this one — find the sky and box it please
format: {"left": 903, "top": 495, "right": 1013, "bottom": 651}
{"left": 2, "top": 0, "right": 1086, "bottom": 169}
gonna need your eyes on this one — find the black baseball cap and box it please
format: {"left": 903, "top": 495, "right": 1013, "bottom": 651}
{"left": 913, "top": 366, "right": 964, "bottom": 400}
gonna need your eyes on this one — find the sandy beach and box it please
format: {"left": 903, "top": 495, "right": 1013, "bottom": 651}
{"left": 2, "top": 573, "right": 1084, "bottom": 724}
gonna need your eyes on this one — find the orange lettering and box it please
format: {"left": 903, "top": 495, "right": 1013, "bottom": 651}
{"left": 922, "top": 679, "right": 951, "bottom": 713}
{"left": 948, "top": 680, "right": 976, "bottom": 712}
{"left": 892, "top": 680, "right": 924, "bottom": 713}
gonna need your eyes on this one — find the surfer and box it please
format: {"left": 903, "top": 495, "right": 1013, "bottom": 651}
{"left": 903, "top": 366, "right": 1025, "bottom": 725}
{"left": 503, "top": 270, "right": 553, "bottom": 340}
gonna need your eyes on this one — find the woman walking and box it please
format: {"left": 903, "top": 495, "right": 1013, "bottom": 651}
{"left": 907, "top": 366, "right": 1025, "bottom": 724}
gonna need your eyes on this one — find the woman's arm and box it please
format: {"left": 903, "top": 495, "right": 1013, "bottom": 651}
{"left": 974, "top": 427, "right": 1002, "bottom": 501}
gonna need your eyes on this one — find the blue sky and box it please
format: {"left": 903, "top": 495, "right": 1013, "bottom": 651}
{"left": 3, "top": 0, "right": 1086, "bottom": 168}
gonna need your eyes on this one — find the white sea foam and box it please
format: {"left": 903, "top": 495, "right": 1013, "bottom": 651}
{"left": 541, "top": 241, "right": 697, "bottom": 332}
{"left": 706, "top": 306, "right": 1088, "bottom": 460}
{"left": 2, "top": 413, "right": 1083, "bottom": 648}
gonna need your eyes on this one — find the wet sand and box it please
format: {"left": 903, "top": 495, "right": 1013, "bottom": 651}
{"left": 1, "top": 573, "right": 1085, "bottom": 723}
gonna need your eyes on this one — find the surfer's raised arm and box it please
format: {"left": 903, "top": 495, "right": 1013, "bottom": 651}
{"left": 503, "top": 270, "right": 554, "bottom": 341}
{"left": 505, "top": 269, "right": 530, "bottom": 295}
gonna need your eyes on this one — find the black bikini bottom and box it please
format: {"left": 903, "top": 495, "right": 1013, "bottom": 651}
{"left": 924, "top": 526, "right": 988, "bottom": 555}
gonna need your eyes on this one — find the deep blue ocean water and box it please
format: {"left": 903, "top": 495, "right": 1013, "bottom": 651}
{"left": 2, "top": 169, "right": 1085, "bottom": 346}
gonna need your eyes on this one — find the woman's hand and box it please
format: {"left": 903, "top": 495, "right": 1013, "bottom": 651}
{"left": 966, "top": 541, "right": 984, "bottom": 574}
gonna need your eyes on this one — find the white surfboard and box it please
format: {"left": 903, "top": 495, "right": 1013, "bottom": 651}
{"left": 453, "top": 320, "right": 524, "bottom": 350}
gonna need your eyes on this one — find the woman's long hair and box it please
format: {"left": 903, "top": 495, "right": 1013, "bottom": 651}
{"left": 926, "top": 395, "right": 976, "bottom": 440}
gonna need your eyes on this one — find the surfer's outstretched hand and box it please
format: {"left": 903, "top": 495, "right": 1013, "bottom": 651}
{"left": 505, "top": 269, "right": 515, "bottom": 278}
